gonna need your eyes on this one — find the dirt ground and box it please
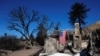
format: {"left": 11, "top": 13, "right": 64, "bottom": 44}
{"left": 8, "top": 46, "right": 42, "bottom": 56}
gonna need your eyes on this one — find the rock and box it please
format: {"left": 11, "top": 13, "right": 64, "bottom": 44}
{"left": 44, "top": 37, "right": 65, "bottom": 54}
{"left": 0, "top": 53, "right": 6, "bottom": 56}
{"left": 44, "top": 37, "right": 58, "bottom": 54}
{"left": 0, "top": 50, "right": 12, "bottom": 56}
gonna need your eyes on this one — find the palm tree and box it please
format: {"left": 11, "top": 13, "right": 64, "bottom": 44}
{"left": 68, "top": 2, "right": 90, "bottom": 34}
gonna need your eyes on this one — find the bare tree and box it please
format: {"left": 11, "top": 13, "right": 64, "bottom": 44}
{"left": 8, "top": 6, "right": 39, "bottom": 40}
{"left": 36, "top": 15, "right": 54, "bottom": 46}
{"left": 53, "top": 22, "right": 60, "bottom": 39}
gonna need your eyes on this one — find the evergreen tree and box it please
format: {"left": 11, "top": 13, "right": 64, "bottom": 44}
{"left": 68, "top": 2, "right": 90, "bottom": 34}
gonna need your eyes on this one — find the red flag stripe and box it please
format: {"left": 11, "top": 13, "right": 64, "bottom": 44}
{"left": 59, "top": 31, "right": 66, "bottom": 45}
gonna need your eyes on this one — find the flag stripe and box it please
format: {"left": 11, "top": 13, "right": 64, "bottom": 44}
{"left": 59, "top": 31, "right": 66, "bottom": 45}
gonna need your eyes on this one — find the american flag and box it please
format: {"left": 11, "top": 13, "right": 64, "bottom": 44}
{"left": 59, "top": 31, "right": 66, "bottom": 45}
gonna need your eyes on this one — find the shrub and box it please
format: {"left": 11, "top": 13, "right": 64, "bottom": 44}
{"left": 0, "top": 35, "right": 20, "bottom": 51}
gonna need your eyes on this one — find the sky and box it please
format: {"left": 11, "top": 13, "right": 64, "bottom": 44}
{"left": 0, "top": 0, "right": 100, "bottom": 37}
